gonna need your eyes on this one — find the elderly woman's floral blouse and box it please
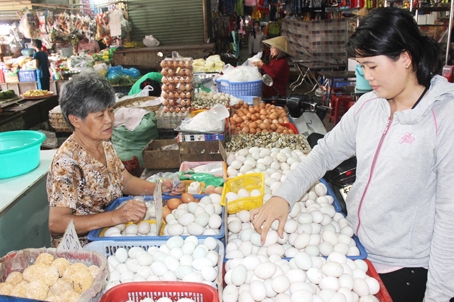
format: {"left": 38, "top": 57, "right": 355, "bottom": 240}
{"left": 47, "top": 135, "right": 125, "bottom": 246}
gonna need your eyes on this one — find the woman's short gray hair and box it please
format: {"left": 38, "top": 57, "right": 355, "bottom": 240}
{"left": 59, "top": 73, "right": 115, "bottom": 130}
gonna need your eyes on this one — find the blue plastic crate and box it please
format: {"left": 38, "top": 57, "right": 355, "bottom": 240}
{"left": 238, "top": 95, "right": 260, "bottom": 105}
{"left": 87, "top": 194, "right": 225, "bottom": 242}
{"left": 215, "top": 79, "right": 262, "bottom": 98}
{"left": 319, "top": 178, "right": 343, "bottom": 213}
{"left": 18, "top": 70, "right": 37, "bottom": 82}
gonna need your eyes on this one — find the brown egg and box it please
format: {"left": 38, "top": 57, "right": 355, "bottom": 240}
{"left": 162, "top": 206, "right": 171, "bottom": 220}
{"left": 162, "top": 77, "right": 168, "bottom": 84}
{"left": 204, "top": 185, "right": 215, "bottom": 194}
{"left": 167, "top": 198, "right": 182, "bottom": 210}
{"left": 185, "top": 84, "right": 191, "bottom": 91}
{"left": 185, "top": 100, "right": 191, "bottom": 107}
{"left": 179, "top": 84, "right": 186, "bottom": 92}
{"left": 181, "top": 107, "right": 187, "bottom": 113}
{"left": 169, "top": 107, "right": 175, "bottom": 113}
{"left": 173, "top": 61, "right": 179, "bottom": 68}
{"left": 185, "top": 91, "right": 191, "bottom": 99}
{"left": 168, "top": 84, "right": 175, "bottom": 92}
{"left": 214, "top": 186, "right": 223, "bottom": 194}
{"left": 161, "top": 68, "right": 168, "bottom": 76}
{"left": 162, "top": 98, "right": 169, "bottom": 106}
{"left": 181, "top": 192, "right": 195, "bottom": 203}
{"left": 178, "top": 69, "right": 185, "bottom": 76}
{"left": 179, "top": 60, "right": 185, "bottom": 68}
{"left": 168, "top": 69, "right": 174, "bottom": 76}
{"left": 175, "top": 107, "right": 181, "bottom": 113}
{"left": 185, "top": 60, "right": 191, "bottom": 68}
{"left": 162, "top": 84, "right": 168, "bottom": 91}
{"left": 160, "top": 60, "right": 167, "bottom": 68}
{"left": 163, "top": 106, "right": 169, "bottom": 113}
{"left": 169, "top": 99, "right": 175, "bottom": 106}
{"left": 185, "top": 69, "right": 192, "bottom": 76}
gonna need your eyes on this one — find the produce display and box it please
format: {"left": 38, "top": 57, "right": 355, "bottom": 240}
{"left": 192, "top": 91, "right": 230, "bottom": 109}
{"left": 104, "top": 236, "right": 222, "bottom": 291}
{"left": 160, "top": 58, "right": 193, "bottom": 113}
{"left": 162, "top": 194, "right": 223, "bottom": 237}
{"left": 229, "top": 101, "right": 292, "bottom": 135}
{"left": 223, "top": 252, "right": 380, "bottom": 301}
{"left": 192, "top": 55, "right": 225, "bottom": 73}
{"left": 22, "top": 89, "right": 53, "bottom": 97}
{"left": 0, "top": 90, "right": 16, "bottom": 100}
{"left": 225, "top": 133, "right": 311, "bottom": 153}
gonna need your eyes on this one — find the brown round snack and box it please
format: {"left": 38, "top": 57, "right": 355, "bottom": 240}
{"left": 35, "top": 252, "right": 55, "bottom": 265}
{"left": 50, "top": 278, "right": 73, "bottom": 296}
{"left": 25, "top": 280, "right": 49, "bottom": 300}
{"left": 51, "top": 258, "right": 71, "bottom": 277}
{"left": 5, "top": 271, "right": 23, "bottom": 285}
{"left": 23, "top": 263, "right": 59, "bottom": 286}
{"left": 10, "top": 280, "right": 29, "bottom": 298}
{"left": 62, "top": 262, "right": 94, "bottom": 294}
{"left": 88, "top": 265, "right": 100, "bottom": 279}
{"left": 60, "top": 289, "right": 80, "bottom": 302}
{"left": 0, "top": 283, "right": 14, "bottom": 295}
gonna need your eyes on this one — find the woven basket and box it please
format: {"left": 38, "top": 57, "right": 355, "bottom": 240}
{"left": 114, "top": 96, "right": 161, "bottom": 112}
{"left": 49, "top": 112, "right": 72, "bottom": 133}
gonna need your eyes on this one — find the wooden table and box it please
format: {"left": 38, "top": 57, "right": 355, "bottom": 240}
{"left": 0, "top": 95, "right": 58, "bottom": 129}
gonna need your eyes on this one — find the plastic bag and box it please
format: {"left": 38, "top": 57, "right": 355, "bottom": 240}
{"left": 218, "top": 64, "right": 262, "bottom": 82}
{"left": 143, "top": 35, "right": 160, "bottom": 47}
{"left": 179, "top": 172, "right": 224, "bottom": 188}
{"left": 176, "top": 104, "right": 229, "bottom": 133}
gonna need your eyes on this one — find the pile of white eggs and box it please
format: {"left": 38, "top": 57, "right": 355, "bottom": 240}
{"left": 226, "top": 182, "right": 360, "bottom": 259}
{"left": 104, "top": 221, "right": 160, "bottom": 237}
{"left": 106, "top": 236, "right": 221, "bottom": 291}
{"left": 225, "top": 188, "right": 262, "bottom": 204}
{"left": 223, "top": 251, "right": 380, "bottom": 302}
{"left": 226, "top": 147, "right": 307, "bottom": 195}
{"left": 163, "top": 194, "right": 223, "bottom": 236}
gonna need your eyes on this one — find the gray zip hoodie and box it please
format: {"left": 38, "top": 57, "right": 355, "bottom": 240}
{"left": 275, "top": 75, "right": 454, "bottom": 300}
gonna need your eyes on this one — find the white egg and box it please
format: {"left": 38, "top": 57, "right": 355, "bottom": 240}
{"left": 137, "top": 221, "right": 151, "bottom": 235}
{"left": 249, "top": 280, "right": 267, "bottom": 301}
{"left": 137, "top": 252, "right": 154, "bottom": 266}
{"left": 208, "top": 214, "right": 222, "bottom": 229}
{"left": 306, "top": 267, "right": 323, "bottom": 284}
{"left": 104, "top": 227, "right": 121, "bottom": 237}
{"left": 226, "top": 192, "right": 239, "bottom": 202}
{"left": 228, "top": 220, "right": 242, "bottom": 234}
{"left": 272, "top": 275, "right": 290, "bottom": 293}
{"left": 124, "top": 224, "right": 138, "bottom": 235}
{"left": 195, "top": 212, "right": 210, "bottom": 227}
{"left": 187, "top": 222, "right": 204, "bottom": 235}
{"left": 204, "top": 237, "right": 217, "bottom": 250}
{"left": 223, "top": 284, "right": 239, "bottom": 302}
{"left": 115, "top": 248, "right": 128, "bottom": 263}
{"left": 237, "top": 188, "right": 250, "bottom": 198}
{"left": 255, "top": 261, "right": 277, "bottom": 279}
{"left": 124, "top": 258, "right": 140, "bottom": 272}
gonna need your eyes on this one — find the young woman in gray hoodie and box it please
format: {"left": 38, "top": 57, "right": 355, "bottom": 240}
{"left": 250, "top": 7, "right": 454, "bottom": 302}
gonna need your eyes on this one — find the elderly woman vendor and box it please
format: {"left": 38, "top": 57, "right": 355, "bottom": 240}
{"left": 47, "top": 73, "right": 183, "bottom": 247}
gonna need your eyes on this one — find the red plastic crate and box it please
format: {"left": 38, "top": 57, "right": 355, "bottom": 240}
{"left": 365, "top": 259, "right": 394, "bottom": 302}
{"left": 100, "top": 281, "right": 219, "bottom": 302}
{"left": 0, "top": 69, "right": 5, "bottom": 83}
{"left": 281, "top": 122, "right": 299, "bottom": 134}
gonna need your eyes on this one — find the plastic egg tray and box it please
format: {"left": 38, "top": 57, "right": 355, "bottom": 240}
{"left": 220, "top": 173, "right": 265, "bottom": 214}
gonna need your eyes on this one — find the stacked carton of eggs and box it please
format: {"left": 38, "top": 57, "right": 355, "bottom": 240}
{"left": 160, "top": 58, "right": 193, "bottom": 114}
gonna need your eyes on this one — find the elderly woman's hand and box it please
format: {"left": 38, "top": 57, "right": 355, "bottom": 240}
{"left": 253, "top": 60, "right": 264, "bottom": 68}
{"left": 250, "top": 196, "right": 289, "bottom": 244}
{"left": 161, "top": 179, "right": 185, "bottom": 195}
{"left": 114, "top": 199, "right": 147, "bottom": 224}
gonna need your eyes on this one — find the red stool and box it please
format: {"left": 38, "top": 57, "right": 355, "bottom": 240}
{"left": 329, "top": 94, "right": 353, "bottom": 125}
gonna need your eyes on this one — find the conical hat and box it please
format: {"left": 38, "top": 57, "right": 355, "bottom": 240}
{"left": 263, "top": 36, "right": 292, "bottom": 56}
{"left": 354, "top": 7, "right": 369, "bottom": 17}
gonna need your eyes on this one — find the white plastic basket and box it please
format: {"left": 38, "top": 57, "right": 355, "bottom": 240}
{"left": 83, "top": 238, "right": 224, "bottom": 301}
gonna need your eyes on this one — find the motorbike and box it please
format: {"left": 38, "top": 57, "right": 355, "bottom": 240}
{"left": 261, "top": 74, "right": 355, "bottom": 214}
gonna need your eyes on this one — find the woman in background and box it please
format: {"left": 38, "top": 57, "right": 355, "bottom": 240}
{"left": 253, "top": 35, "right": 290, "bottom": 98}
{"left": 248, "top": 20, "right": 265, "bottom": 57}
{"left": 32, "top": 39, "right": 50, "bottom": 91}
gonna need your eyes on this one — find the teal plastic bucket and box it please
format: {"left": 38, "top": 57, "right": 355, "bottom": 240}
{"left": 0, "top": 130, "right": 46, "bottom": 179}
{"left": 355, "top": 64, "right": 372, "bottom": 91}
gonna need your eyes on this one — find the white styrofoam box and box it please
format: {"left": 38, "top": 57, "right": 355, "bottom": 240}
{"left": 348, "top": 58, "right": 357, "bottom": 72}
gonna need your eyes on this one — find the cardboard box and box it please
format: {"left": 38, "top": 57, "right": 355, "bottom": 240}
{"left": 180, "top": 140, "right": 227, "bottom": 162}
{"left": 142, "top": 138, "right": 180, "bottom": 169}
{"left": 142, "top": 139, "right": 227, "bottom": 169}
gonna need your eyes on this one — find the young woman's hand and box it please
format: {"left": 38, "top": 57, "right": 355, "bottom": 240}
{"left": 250, "top": 196, "right": 289, "bottom": 245}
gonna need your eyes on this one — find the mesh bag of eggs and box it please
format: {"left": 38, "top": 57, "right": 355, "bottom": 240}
{"left": 160, "top": 57, "right": 193, "bottom": 114}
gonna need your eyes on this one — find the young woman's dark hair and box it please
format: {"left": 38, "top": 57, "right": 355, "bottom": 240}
{"left": 252, "top": 21, "right": 260, "bottom": 39}
{"left": 347, "top": 7, "right": 443, "bottom": 88}
{"left": 32, "top": 39, "right": 43, "bottom": 49}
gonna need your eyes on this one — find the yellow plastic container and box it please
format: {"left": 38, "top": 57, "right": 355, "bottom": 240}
{"left": 221, "top": 173, "right": 265, "bottom": 214}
